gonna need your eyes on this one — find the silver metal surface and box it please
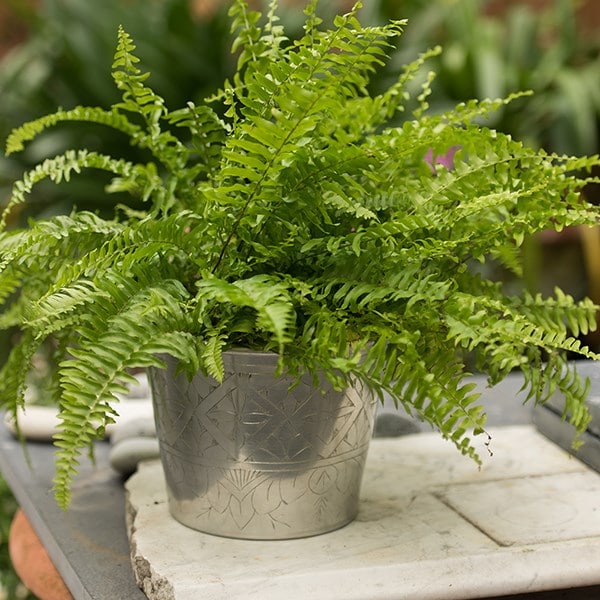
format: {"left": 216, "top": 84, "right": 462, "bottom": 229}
{"left": 148, "top": 351, "right": 376, "bottom": 539}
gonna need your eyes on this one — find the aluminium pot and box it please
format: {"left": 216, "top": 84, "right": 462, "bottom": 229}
{"left": 148, "top": 350, "right": 376, "bottom": 540}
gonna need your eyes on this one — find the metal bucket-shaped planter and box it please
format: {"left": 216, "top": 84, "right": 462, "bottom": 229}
{"left": 148, "top": 351, "right": 376, "bottom": 540}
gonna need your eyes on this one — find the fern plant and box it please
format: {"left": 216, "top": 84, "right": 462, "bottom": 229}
{"left": 1, "top": 0, "right": 600, "bottom": 509}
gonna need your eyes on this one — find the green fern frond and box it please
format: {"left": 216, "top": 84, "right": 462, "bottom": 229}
{"left": 5, "top": 106, "right": 141, "bottom": 156}
{"left": 210, "top": 4, "right": 407, "bottom": 273}
{"left": 0, "top": 212, "right": 126, "bottom": 333}
{"left": 229, "top": 0, "right": 265, "bottom": 70}
{"left": 445, "top": 290, "right": 599, "bottom": 384}
{"left": 0, "top": 330, "right": 38, "bottom": 415}
{"left": 196, "top": 274, "right": 295, "bottom": 352}
{"left": 52, "top": 277, "right": 194, "bottom": 507}
{"left": 201, "top": 334, "right": 227, "bottom": 381}
{"left": 19, "top": 212, "right": 202, "bottom": 316}
{"left": 444, "top": 92, "right": 534, "bottom": 128}
{"left": 112, "top": 26, "right": 165, "bottom": 125}
{"left": 1, "top": 151, "right": 137, "bottom": 231}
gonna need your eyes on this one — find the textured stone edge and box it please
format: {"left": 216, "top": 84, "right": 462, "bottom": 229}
{"left": 125, "top": 487, "right": 175, "bottom": 600}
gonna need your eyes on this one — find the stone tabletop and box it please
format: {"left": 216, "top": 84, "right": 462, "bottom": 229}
{"left": 2, "top": 369, "right": 600, "bottom": 599}
{"left": 126, "top": 426, "right": 600, "bottom": 600}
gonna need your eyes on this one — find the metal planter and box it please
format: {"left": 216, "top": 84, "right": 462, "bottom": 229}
{"left": 148, "top": 351, "right": 376, "bottom": 540}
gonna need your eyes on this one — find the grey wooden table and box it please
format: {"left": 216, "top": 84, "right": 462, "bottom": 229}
{"left": 1, "top": 370, "right": 599, "bottom": 600}
{"left": 0, "top": 425, "right": 146, "bottom": 600}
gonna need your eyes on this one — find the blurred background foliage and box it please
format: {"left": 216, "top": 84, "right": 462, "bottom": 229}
{"left": 381, "top": 0, "right": 600, "bottom": 157}
{"left": 0, "top": 0, "right": 598, "bottom": 597}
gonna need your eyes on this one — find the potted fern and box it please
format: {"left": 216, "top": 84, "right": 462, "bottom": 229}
{"left": 1, "top": 0, "right": 599, "bottom": 539}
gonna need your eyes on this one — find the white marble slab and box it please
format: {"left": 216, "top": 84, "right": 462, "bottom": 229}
{"left": 439, "top": 471, "right": 600, "bottom": 546}
{"left": 125, "top": 426, "right": 600, "bottom": 600}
